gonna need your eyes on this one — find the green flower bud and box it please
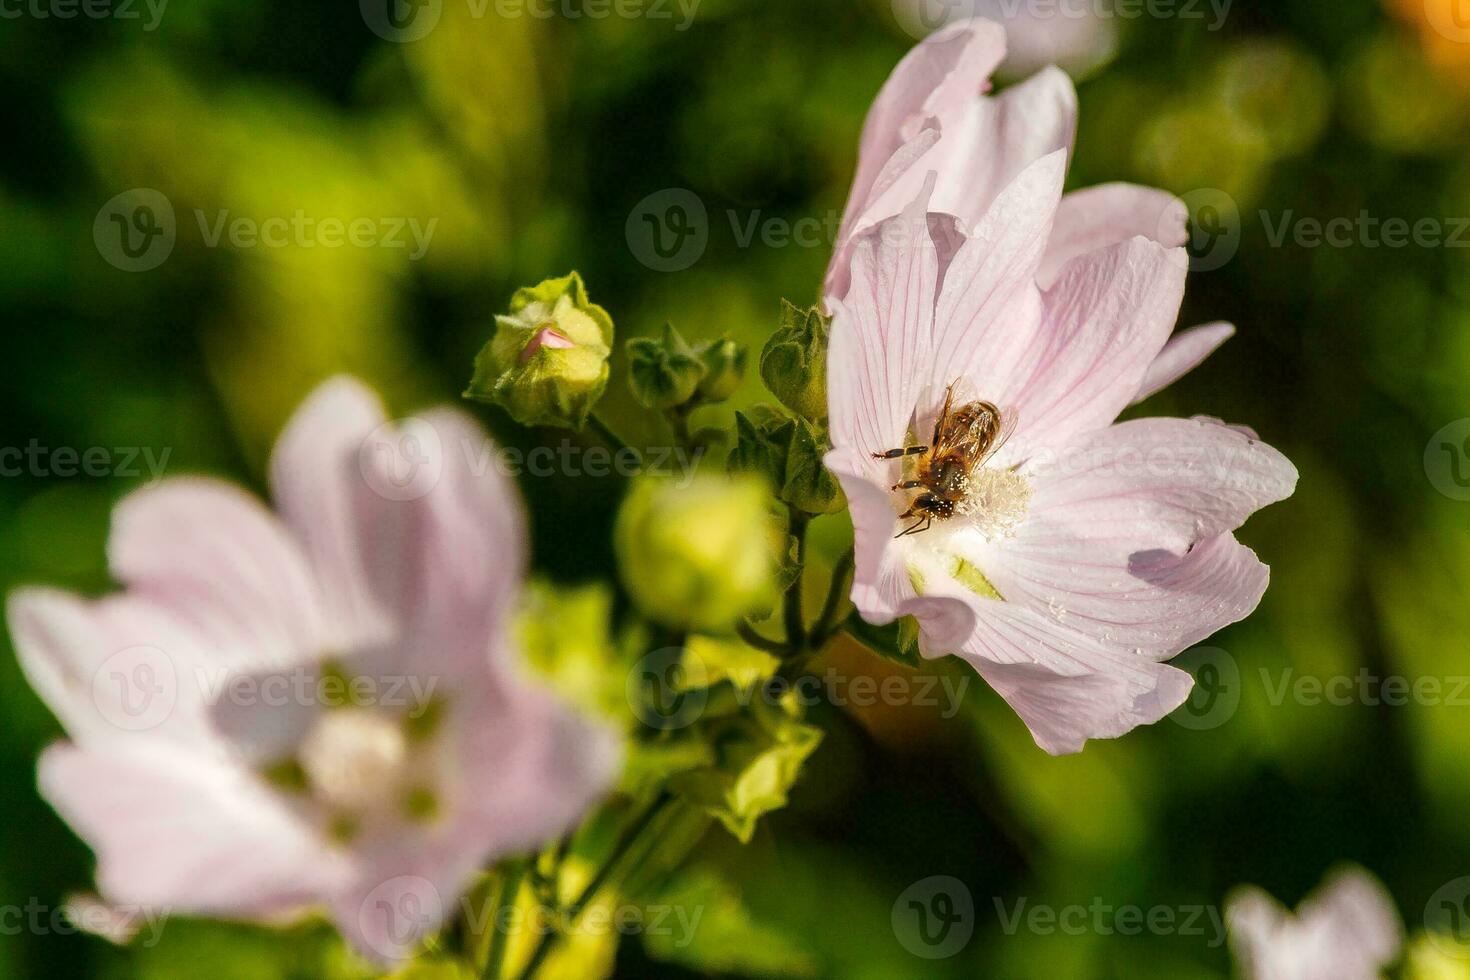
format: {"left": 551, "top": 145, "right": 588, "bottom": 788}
{"left": 626, "top": 322, "right": 707, "bottom": 410}
{"left": 693, "top": 336, "right": 748, "bottom": 403}
{"left": 465, "top": 271, "right": 613, "bottom": 429}
{"left": 615, "top": 474, "right": 776, "bottom": 633}
{"left": 728, "top": 408, "right": 845, "bottom": 516}
{"left": 759, "top": 300, "right": 830, "bottom": 422}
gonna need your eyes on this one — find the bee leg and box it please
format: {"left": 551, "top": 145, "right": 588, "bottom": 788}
{"left": 895, "top": 515, "right": 931, "bottom": 538}
{"left": 891, "top": 480, "right": 925, "bottom": 491}
{"left": 872, "top": 445, "right": 928, "bottom": 460}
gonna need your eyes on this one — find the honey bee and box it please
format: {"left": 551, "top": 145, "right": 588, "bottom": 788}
{"left": 871, "top": 383, "right": 1014, "bottom": 538}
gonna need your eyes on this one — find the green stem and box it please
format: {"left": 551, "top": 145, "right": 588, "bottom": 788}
{"left": 479, "top": 860, "right": 527, "bottom": 980}
{"left": 782, "top": 508, "right": 810, "bottom": 656}
{"left": 585, "top": 413, "right": 632, "bottom": 456}
{"left": 513, "top": 794, "right": 676, "bottom": 980}
{"left": 663, "top": 404, "right": 693, "bottom": 450}
{"left": 809, "top": 547, "right": 855, "bottom": 649}
{"left": 737, "top": 620, "right": 790, "bottom": 656}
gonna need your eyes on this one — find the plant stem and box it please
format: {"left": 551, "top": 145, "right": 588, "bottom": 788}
{"left": 737, "top": 620, "right": 790, "bottom": 656}
{"left": 782, "top": 507, "right": 810, "bottom": 656}
{"left": 585, "top": 413, "right": 632, "bottom": 456}
{"left": 479, "top": 860, "right": 527, "bottom": 980}
{"left": 809, "top": 547, "right": 855, "bottom": 649}
{"left": 512, "top": 793, "right": 675, "bottom": 980}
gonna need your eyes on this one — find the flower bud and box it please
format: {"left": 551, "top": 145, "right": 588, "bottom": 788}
{"left": 465, "top": 271, "right": 613, "bottom": 429}
{"left": 693, "top": 336, "right": 748, "bottom": 403}
{"left": 626, "top": 323, "right": 707, "bottom": 410}
{"left": 728, "top": 408, "right": 844, "bottom": 515}
{"left": 759, "top": 300, "right": 830, "bottom": 422}
{"left": 615, "top": 474, "right": 776, "bottom": 633}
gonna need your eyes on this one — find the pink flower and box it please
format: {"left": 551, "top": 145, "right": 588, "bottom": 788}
{"left": 7, "top": 378, "right": 620, "bottom": 962}
{"left": 1227, "top": 867, "right": 1402, "bottom": 979}
{"left": 826, "top": 18, "right": 1200, "bottom": 324}
{"left": 825, "top": 162, "right": 1295, "bottom": 753}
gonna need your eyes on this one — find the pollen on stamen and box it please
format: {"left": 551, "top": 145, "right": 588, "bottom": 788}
{"left": 956, "top": 468, "right": 1032, "bottom": 540}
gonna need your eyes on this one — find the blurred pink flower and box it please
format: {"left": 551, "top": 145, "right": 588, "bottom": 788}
{"left": 1227, "top": 867, "right": 1402, "bottom": 979}
{"left": 7, "top": 377, "right": 619, "bottom": 962}
{"left": 824, "top": 166, "right": 1296, "bottom": 753}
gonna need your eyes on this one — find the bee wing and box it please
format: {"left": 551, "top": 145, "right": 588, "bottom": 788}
{"left": 982, "top": 406, "right": 1021, "bottom": 467}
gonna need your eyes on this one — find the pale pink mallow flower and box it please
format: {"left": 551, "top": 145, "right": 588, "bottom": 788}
{"left": 6, "top": 377, "right": 620, "bottom": 962}
{"left": 824, "top": 168, "right": 1296, "bottom": 755}
{"left": 1227, "top": 867, "right": 1403, "bottom": 979}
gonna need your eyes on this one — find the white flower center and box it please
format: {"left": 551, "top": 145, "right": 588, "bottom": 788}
{"left": 954, "top": 467, "right": 1032, "bottom": 540}
{"left": 298, "top": 709, "right": 408, "bottom": 813}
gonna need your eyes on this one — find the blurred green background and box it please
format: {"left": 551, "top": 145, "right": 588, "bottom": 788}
{"left": 4, "top": 0, "right": 1470, "bottom": 976}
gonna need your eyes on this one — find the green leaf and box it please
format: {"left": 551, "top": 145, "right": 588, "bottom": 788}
{"left": 727, "top": 409, "right": 844, "bottom": 515}
{"left": 670, "top": 699, "right": 823, "bottom": 843}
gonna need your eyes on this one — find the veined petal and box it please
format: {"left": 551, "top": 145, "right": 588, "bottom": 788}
{"left": 1009, "top": 236, "right": 1187, "bottom": 448}
{"left": 1039, "top": 183, "right": 1188, "bottom": 289}
{"left": 828, "top": 180, "right": 942, "bottom": 460}
{"left": 1132, "top": 322, "right": 1236, "bottom": 404}
{"left": 827, "top": 18, "right": 1007, "bottom": 300}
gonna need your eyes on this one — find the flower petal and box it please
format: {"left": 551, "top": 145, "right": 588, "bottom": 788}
{"left": 1132, "top": 321, "right": 1236, "bottom": 404}
{"left": 826, "top": 18, "right": 1007, "bottom": 299}
{"left": 929, "top": 149, "right": 1066, "bottom": 403}
{"left": 828, "top": 182, "right": 942, "bottom": 461}
{"left": 354, "top": 407, "right": 528, "bottom": 679}
{"left": 951, "top": 599, "right": 1193, "bottom": 754}
{"left": 270, "top": 376, "right": 396, "bottom": 650}
{"left": 1038, "top": 183, "right": 1188, "bottom": 289}
{"left": 1009, "top": 236, "right": 1188, "bottom": 448}
{"left": 108, "top": 478, "right": 327, "bottom": 665}
{"left": 39, "top": 741, "right": 340, "bottom": 917}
